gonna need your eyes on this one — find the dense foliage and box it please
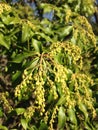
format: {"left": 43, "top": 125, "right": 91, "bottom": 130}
{"left": 0, "top": 0, "right": 98, "bottom": 129}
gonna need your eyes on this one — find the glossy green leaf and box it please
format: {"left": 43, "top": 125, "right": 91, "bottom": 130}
{"left": 58, "top": 106, "right": 66, "bottom": 129}
{"left": 22, "top": 23, "right": 31, "bottom": 43}
{"left": 67, "top": 107, "right": 77, "bottom": 125}
{"left": 0, "top": 125, "right": 8, "bottom": 130}
{"left": 57, "top": 83, "right": 62, "bottom": 96}
{"left": 1, "top": 15, "right": 20, "bottom": 25}
{"left": 84, "top": 121, "right": 92, "bottom": 130}
{"left": 0, "top": 21, "right": 5, "bottom": 27}
{"left": 15, "top": 108, "right": 25, "bottom": 115}
{"left": 12, "top": 51, "right": 36, "bottom": 63}
{"left": 78, "top": 103, "right": 88, "bottom": 120}
{"left": 28, "top": 125, "right": 38, "bottom": 130}
{"left": 56, "top": 26, "right": 73, "bottom": 39}
{"left": 9, "top": 27, "right": 20, "bottom": 37}
{"left": 32, "top": 39, "right": 42, "bottom": 53}
{"left": 21, "top": 119, "right": 28, "bottom": 130}
{"left": 39, "top": 26, "right": 54, "bottom": 36}
{"left": 0, "top": 33, "right": 10, "bottom": 49}
{"left": 35, "top": 32, "right": 53, "bottom": 42}
{"left": 26, "top": 57, "right": 39, "bottom": 70}
{"left": 56, "top": 95, "right": 66, "bottom": 105}
{"left": 54, "top": 53, "right": 63, "bottom": 64}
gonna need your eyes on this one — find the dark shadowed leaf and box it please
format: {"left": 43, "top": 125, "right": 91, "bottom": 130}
{"left": 39, "top": 122, "right": 48, "bottom": 130}
{"left": 12, "top": 51, "right": 37, "bottom": 63}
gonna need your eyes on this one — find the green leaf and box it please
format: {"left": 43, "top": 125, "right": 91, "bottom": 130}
{"left": 9, "top": 27, "right": 20, "bottom": 37}
{"left": 47, "top": 91, "right": 54, "bottom": 103}
{"left": 67, "top": 107, "right": 77, "bottom": 125}
{"left": 26, "top": 57, "right": 39, "bottom": 70}
{"left": 56, "top": 95, "right": 66, "bottom": 105}
{"left": 84, "top": 122, "right": 92, "bottom": 130}
{"left": 54, "top": 53, "right": 64, "bottom": 64}
{"left": 0, "top": 125, "right": 8, "bottom": 130}
{"left": 35, "top": 32, "right": 53, "bottom": 42}
{"left": 21, "top": 119, "right": 28, "bottom": 130}
{"left": 56, "top": 26, "right": 73, "bottom": 39}
{"left": 12, "top": 51, "right": 36, "bottom": 63}
{"left": 15, "top": 108, "right": 25, "bottom": 115}
{"left": 28, "top": 125, "right": 38, "bottom": 130}
{"left": 12, "top": 71, "right": 22, "bottom": 82}
{"left": 0, "top": 21, "right": 5, "bottom": 28}
{"left": 32, "top": 39, "right": 42, "bottom": 53}
{"left": 78, "top": 103, "right": 88, "bottom": 120}
{"left": 58, "top": 106, "right": 66, "bottom": 129}
{"left": 1, "top": 15, "right": 20, "bottom": 25}
{"left": 57, "top": 83, "right": 62, "bottom": 96}
{"left": 0, "top": 107, "right": 3, "bottom": 117}
{"left": 39, "top": 122, "right": 48, "bottom": 130}
{"left": 0, "top": 33, "right": 10, "bottom": 49}
{"left": 39, "top": 26, "right": 54, "bottom": 36}
{"left": 22, "top": 23, "right": 31, "bottom": 43}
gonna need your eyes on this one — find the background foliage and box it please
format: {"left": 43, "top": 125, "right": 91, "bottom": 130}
{"left": 0, "top": 0, "right": 98, "bottom": 129}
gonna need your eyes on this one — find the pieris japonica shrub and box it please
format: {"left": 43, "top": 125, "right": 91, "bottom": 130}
{"left": 0, "top": 1, "right": 98, "bottom": 129}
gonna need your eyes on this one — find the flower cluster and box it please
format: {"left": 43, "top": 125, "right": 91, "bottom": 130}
{"left": 0, "top": 3, "right": 11, "bottom": 14}
{"left": 49, "top": 42, "right": 82, "bottom": 70}
{"left": 0, "top": 92, "right": 13, "bottom": 113}
{"left": 34, "top": 72, "right": 45, "bottom": 115}
{"left": 69, "top": 73, "right": 96, "bottom": 118}
{"left": 24, "top": 105, "right": 35, "bottom": 120}
{"left": 15, "top": 71, "right": 33, "bottom": 101}
{"left": 71, "top": 16, "right": 96, "bottom": 52}
{"left": 49, "top": 106, "right": 58, "bottom": 130}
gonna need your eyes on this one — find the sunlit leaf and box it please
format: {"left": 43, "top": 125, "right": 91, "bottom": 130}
{"left": 56, "top": 95, "right": 66, "bottom": 105}
{"left": 0, "top": 125, "right": 8, "bottom": 130}
{"left": 0, "top": 33, "right": 10, "bottom": 49}
{"left": 32, "top": 38, "right": 42, "bottom": 53}
{"left": 78, "top": 103, "right": 88, "bottom": 120}
{"left": 15, "top": 108, "right": 25, "bottom": 115}
{"left": 35, "top": 32, "right": 53, "bottom": 42}
{"left": 67, "top": 107, "right": 77, "bottom": 125}
{"left": 22, "top": 23, "right": 32, "bottom": 43}
{"left": 58, "top": 106, "right": 66, "bottom": 129}
{"left": 84, "top": 121, "right": 92, "bottom": 130}
{"left": 56, "top": 26, "right": 73, "bottom": 39}
{"left": 21, "top": 119, "right": 28, "bottom": 130}
{"left": 1, "top": 15, "right": 20, "bottom": 25}
{"left": 26, "top": 57, "right": 39, "bottom": 70}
